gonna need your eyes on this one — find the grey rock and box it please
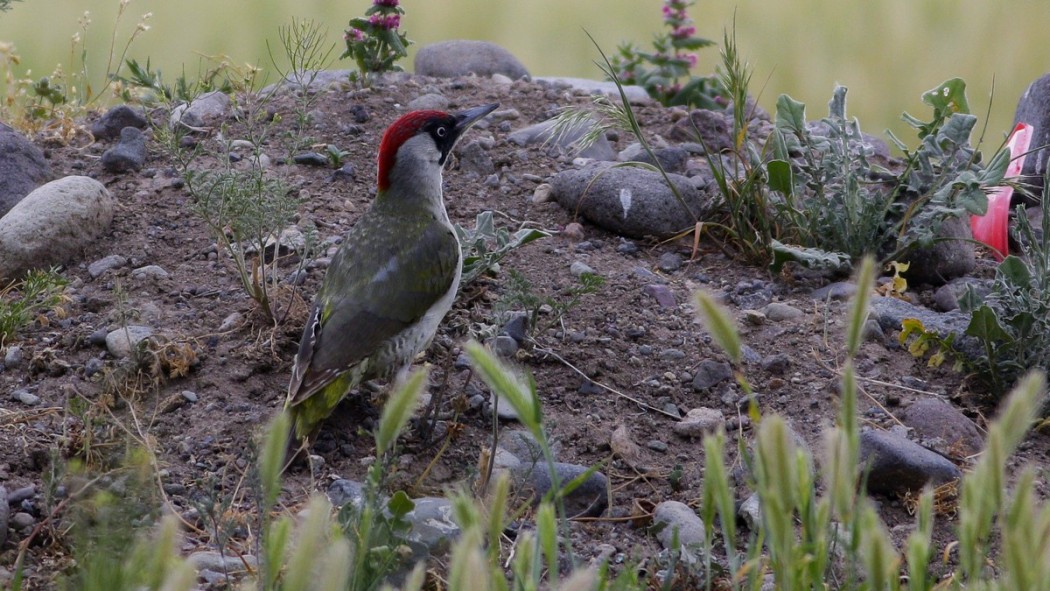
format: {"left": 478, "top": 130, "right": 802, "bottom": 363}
{"left": 404, "top": 497, "right": 460, "bottom": 556}
{"left": 105, "top": 325, "right": 154, "bottom": 358}
{"left": 10, "top": 512, "right": 33, "bottom": 530}
{"left": 0, "top": 127, "right": 50, "bottom": 218}
{"left": 91, "top": 105, "right": 148, "bottom": 140}
{"left": 691, "top": 360, "right": 733, "bottom": 391}
{"left": 328, "top": 479, "right": 366, "bottom": 509}
{"left": 763, "top": 302, "right": 803, "bottom": 321}
{"left": 506, "top": 461, "right": 608, "bottom": 517}
{"left": 1012, "top": 73, "right": 1050, "bottom": 197}
{"left": 170, "top": 91, "right": 231, "bottom": 129}
{"left": 652, "top": 500, "right": 705, "bottom": 563}
{"left": 12, "top": 389, "right": 39, "bottom": 406}
{"left": 870, "top": 296, "right": 980, "bottom": 360}
{"left": 932, "top": 277, "right": 992, "bottom": 312}
{"left": 4, "top": 346, "right": 22, "bottom": 368}
{"left": 569, "top": 261, "right": 596, "bottom": 277}
{"left": 0, "top": 176, "right": 115, "bottom": 282}
{"left": 657, "top": 252, "right": 683, "bottom": 273}
{"left": 101, "top": 128, "right": 146, "bottom": 172}
{"left": 903, "top": 216, "right": 975, "bottom": 286}
{"left": 647, "top": 439, "right": 669, "bottom": 452}
{"left": 7, "top": 485, "right": 35, "bottom": 504}
{"left": 492, "top": 380, "right": 538, "bottom": 421}
{"left": 88, "top": 254, "right": 128, "bottom": 278}
{"left": 670, "top": 109, "right": 733, "bottom": 152}
{"left": 407, "top": 93, "right": 449, "bottom": 111}
{"left": 673, "top": 407, "right": 726, "bottom": 437}
{"left": 738, "top": 492, "right": 762, "bottom": 531}
{"left": 457, "top": 140, "right": 495, "bottom": 177}
{"left": 760, "top": 354, "right": 790, "bottom": 375}
{"left": 0, "top": 486, "right": 7, "bottom": 548}
{"left": 619, "top": 144, "right": 689, "bottom": 173}
{"left": 901, "top": 398, "right": 983, "bottom": 459}
{"left": 643, "top": 284, "right": 676, "bottom": 308}
{"left": 187, "top": 551, "right": 257, "bottom": 573}
{"left": 84, "top": 357, "right": 104, "bottom": 377}
{"left": 292, "top": 152, "right": 329, "bottom": 166}
{"left": 414, "top": 40, "right": 529, "bottom": 79}
{"left": 131, "top": 264, "right": 169, "bottom": 280}
{"left": 812, "top": 281, "right": 856, "bottom": 301}
{"left": 508, "top": 115, "right": 616, "bottom": 161}
{"left": 500, "top": 312, "right": 529, "bottom": 344}
{"left": 490, "top": 335, "right": 519, "bottom": 358}
{"left": 859, "top": 429, "right": 962, "bottom": 495}
{"left": 262, "top": 69, "right": 353, "bottom": 95}
{"left": 498, "top": 429, "right": 558, "bottom": 465}
{"left": 550, "top": 162, "right": 713, "bottom": 239}
{"left": 218, "top": 311, "right": 244, "bottom": 332}
{"left": 534, "top": 76, "right": 650, "bottom": 103}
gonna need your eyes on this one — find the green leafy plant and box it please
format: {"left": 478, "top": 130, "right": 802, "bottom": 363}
{"left": 341, "top": 0, "right": 411, "bottom": 81}
{"left": 0, "top": 268, "right": 67, "bottom": 346}
{"left": 610, "top": 0, "right": 724, "bottom": 108}
{"left": 768, "top": 79, "right": 1012, "bottom": 269}
{"left": 455, "top": 211, "right": 551, "bottom": 285}
{"left": 497, "top": 268, "right": 605, "bottom": 339}
{"left": 958, "top": 167, "right": 1050, "bottom": 396}
{"left": 115, "top": 56, "right": 242, "bottom": 104}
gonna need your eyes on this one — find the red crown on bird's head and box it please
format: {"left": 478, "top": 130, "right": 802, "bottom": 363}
{"left": 377, "top": 110, "right": 449, "bottom": 192}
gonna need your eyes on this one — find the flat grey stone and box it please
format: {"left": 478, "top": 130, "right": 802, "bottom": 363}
{"left": 508, "top": 116, "right": 616, "bottom": 161}
{"left": 91, "top": 105, "right": 148, "bottom": 140}
{"left": 506, "top": 461, "right": 608, "bottom": 517}
{"left": 404, "top": 496, "right": 460, "bottom": 556}
{"left": 902, "top": 216, "right": 975, "bottom": 286}
{"left": 652, "top": 500, "right": 706, "bottom": 564}
{"left": 88, "top": 254, "right": 128, "bottom": 278}
{"left": 691, "top": 360, "right": 733, "bottom": 391}
{"left": 550, "top": 162, "right": 713, "bottom": 239}
{"left": 860, "top": 429, "right": 962, "bottom": 495}
{"left": 673, "top": 407, "right": 726, "bottom": 438}
{"left": 131, "top": 264, "right": 169, "bottom": 280}
{"left": 535, "top": 76, "right": 650, "bottom": 103}
{"left": 901, "top": 398, "right": 983, "bottom": 459}
{"left": 414, "top": 40, "right": 529, "bottom": 79}
{"left": 327, "top": 479, "right": 365, "bottom": 509}
{"left": 763, "top": 302, "right": 803, "bottom": 321}
{"left": 187, "top": 551, "right": 257, "bottom": 573}
{"left": 101, "top": 127, "right": 147, "bottom": 172}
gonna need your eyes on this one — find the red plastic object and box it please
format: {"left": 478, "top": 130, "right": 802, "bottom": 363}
{"left": 970, "top": 122, "right": 1033, "bottom": 261}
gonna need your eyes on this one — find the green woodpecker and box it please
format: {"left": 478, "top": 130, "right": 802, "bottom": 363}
{"left": 286, "top": 102, "right": 499, "bottom": 444}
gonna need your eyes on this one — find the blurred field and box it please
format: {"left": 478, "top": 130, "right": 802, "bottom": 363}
{"left": 0, "top": 0, "right": 1046, "bottom": 147}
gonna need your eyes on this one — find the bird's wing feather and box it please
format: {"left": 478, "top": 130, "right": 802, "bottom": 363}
{"left": 287, "top": 214, "right": 460, "bottom": 406}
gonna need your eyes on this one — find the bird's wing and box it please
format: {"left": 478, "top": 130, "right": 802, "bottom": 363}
{"left": 286, "top": 216, "right": 460, "bottom": 406}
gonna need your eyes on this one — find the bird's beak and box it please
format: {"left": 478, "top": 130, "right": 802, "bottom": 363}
{"left": 453, "top": 103, "right": 499, "bottom": 138}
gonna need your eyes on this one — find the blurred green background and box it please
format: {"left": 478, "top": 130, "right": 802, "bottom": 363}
{"left": 0, "top": 0, "right": 1046, "bottom": 146}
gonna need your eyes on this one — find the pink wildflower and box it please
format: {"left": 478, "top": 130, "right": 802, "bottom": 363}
{"left": 373, "top": 0, "right": 399, "bottom": 6}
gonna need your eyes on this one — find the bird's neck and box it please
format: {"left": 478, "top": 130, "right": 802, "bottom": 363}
{"left": 375, "top": 169, "right": 451, "bottom": 226}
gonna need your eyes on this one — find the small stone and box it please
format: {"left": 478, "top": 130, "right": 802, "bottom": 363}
{"left": 760, "top": 354, "right": 790, "bottom": 376}
{"left": 652, "top": 501, "right": 705, "bottom": 564}
{"left": 328, "top": 479, "right": 366, "bottom": 509}
{"left": 4, "top": 346, "right": 23, "bottom": 368}
{"left": 491, "top": 334, "right": 519, "bottom": 358}
{"left": 105, "top": 325, "right": 153, "bottom": 358}
{"left": 10, "top": 512, "right": 34, "bottom": 530}
{"left": 12, "top": 389, "right": 40, "bottom": 406}
{"left": 84, "top": 357, "right": 104, "bottom": 377}
{"left": 187, "top": 551, "right": 257, "bottom": 573}
{"left": 532, "top": 183, "right": 553, "bottom": 203}
{"left": 91, "top": 105, "right": 148, "bottom": 140}
{"left": 860, "top": 429, "right": 962, "bottom": 495}
{"left": 101, "top": 127, "right": 147, "bottom": 173}
{"left": 504, "top": 462, "right": 608, "bottom": 517}
{"left": 643, "top": 284, "right": 676, "bottom": 308}
{"left": 673, "top": 407, "right": 726, "bottom": 437}
{"left": 657, "top": 252, "right": 683, "bottom": 273}
{"left": 812, "top": 282, "right": 856, "bottom": 301}
{"left": 293, "top": 152, "right": 328, "bottom": 166}
{"left": 738, "top": 492, "right": 763, "bottom": 531}
{"left": 617, "top": 240, "right": 640, "bottom": 255}
{"left": 569, "top": 261, "right": 596, "bottom": 277}
{"left": 407, "top": 93, "right": 449, "bottom": 111}
{"left": 563, "top": 222, "right": 585, "bottom": 241}
{"left": 181, "top": 390, "right": 199, "bottom": 403}
{"left": 88, "top": 254, "right": 128, "bottom": 278}
{"left": 131, "top": 265, "right": 169, "bottom": 280}
{"left": 763, "top": 302, "right": 803, "bottom": 321}
{"left": 691, "top": 360, "right": 733, "bottom": 391}
{"left": 647, "top": 439, "right": 669, "bottom": 452}
{"left": 218, "top": 312, "right": 244, "bottom": 332}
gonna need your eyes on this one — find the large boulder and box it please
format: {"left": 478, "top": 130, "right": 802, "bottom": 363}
{"left": 1012, "top": 73, "right": 1050, "bottom": 199}
{"left": 549, "top": 162, "right": 714, "bottom": 239}
{"left": 0, "top": 125, "right": 50, "bottom": 218}
{"left": 0, "top": 176, "right": 115, "bottom": 281}
{"left": 414, "top": 40, "right": 529, "bottom": 80}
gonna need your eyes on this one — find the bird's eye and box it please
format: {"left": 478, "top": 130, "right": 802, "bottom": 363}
{"left": 435, "top": 126, "right": 448, "bottom": 138}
